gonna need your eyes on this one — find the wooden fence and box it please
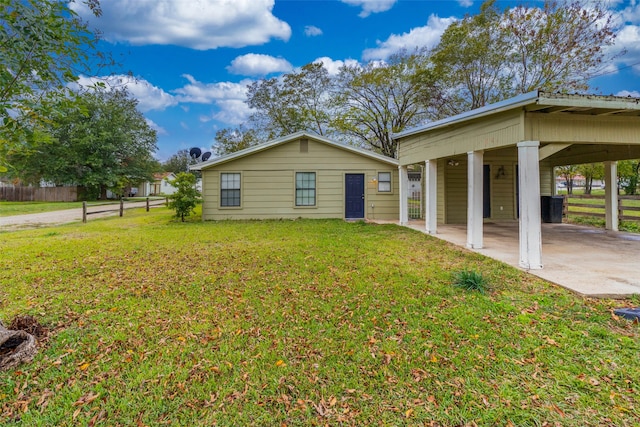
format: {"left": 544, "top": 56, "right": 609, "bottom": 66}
{"left": 564, "top": 194, "right": 640, "bottom": 222}
{"left": 0, "top": 186, "right": 79, "bottom": 202}
{"left": 82, "top": 198, "right": 167, "bottom": 223}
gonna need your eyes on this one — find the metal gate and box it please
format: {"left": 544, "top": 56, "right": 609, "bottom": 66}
{"left": 408, "top": 170, "right": 422, "bottom": 219}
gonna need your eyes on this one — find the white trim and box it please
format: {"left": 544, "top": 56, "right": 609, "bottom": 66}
{"left": 604, "top": 161, "right": 618, "bottom": 231}
{"left": 518, "top": 141, "right": 543, "bottom": 270}
{"left": 425, "top": 160, "right": 437, "bottom": 235}
{"left": 191, "top": 132, "right": 398, "bottom": 171}
{"left": 399, "top": 166, "right": 409, "bottom": 225}
{"left": 467, "top": 151, "right": 484, "bottom": 249}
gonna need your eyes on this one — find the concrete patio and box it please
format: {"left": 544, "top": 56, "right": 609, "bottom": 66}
{"left": 399, "top": 220, "right": 640, "bottom": 299}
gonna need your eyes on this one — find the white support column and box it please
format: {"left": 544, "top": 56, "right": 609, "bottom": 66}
{"left": 467, "top": 151, "right": 484, "bottom": 249}
{"left": 424, "top": 160, "right": 437, "bottom": 234}
{"left": 399, "top": 165, "right": 409, "bottom": 225}
{"left": 604, "top": 161, "right": 619, "bottom": 231}
{"left": 518, "top": 141, "right": 543, "bottom": 270}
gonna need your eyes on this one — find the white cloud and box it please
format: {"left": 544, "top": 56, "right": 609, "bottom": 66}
{"left": 616, "top": 90, "right": 640, "bottom": 97}
{"left": 313, "top": 57, "right": 360, "bottom": 75}
{"left": 458, "top": 0, "right": 473, "bottom": 7}
{"left": 620, "top": 2, "right": 640, "bottom": 23}
{"left": 362, "top": 14, "right": 456, "bottom": 60}
{"left": 146, "top": 118, "right": 167, "bottom": 135}
{"left": 340, "top": 0, "right": 398, "bottom": 18}
{"left": 614, "top": 24, "right": 640, "bottom": 73}
{"left": 304, "top": 25, "right": 323, "bottom": 36}
{"left": 174, "top": 75, "right": 253, "bottom": 125}
{"left": 227, "top": 54, "right": 293, "bottom": 76}
{"left": 74, "top": 75, "right": 178, "bottom": 112}
{"left": 71, "top": 0, "right": 291, "bottom": 50}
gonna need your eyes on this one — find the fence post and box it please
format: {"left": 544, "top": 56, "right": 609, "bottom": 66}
{"left": 562, "top": 195, "right": 568, "bottom": 218}
{"left": 120, "top": 199, "right": 124, "bottom": 217}
{"left": 146, "top": 197, "right": 150, "bottom": 212}
{"left": 82, "top": 201, "right": 87, "bottom": 223}
{"left": 618, "top": 198, "right": 624, "bottom": 222}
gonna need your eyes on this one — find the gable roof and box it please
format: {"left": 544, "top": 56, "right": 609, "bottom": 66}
{"left": 153, "top": 172, "right": 174, "bottom": 181}
{"left": 189, "top": 131, "right": 398, "bottom": 171}
{"left": 393, "top": 90, "right": 640, "bottom": 140}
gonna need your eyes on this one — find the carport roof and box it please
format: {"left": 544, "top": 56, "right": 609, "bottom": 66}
{"left": 393, "top": 90, "right": 640, "bottom": 140}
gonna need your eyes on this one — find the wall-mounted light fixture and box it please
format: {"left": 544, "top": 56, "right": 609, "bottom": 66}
{"left": 447, "top": 159, "right": 459, "bottom": 167}
{"left": 495, "top": 165, "right": 506, "bottom": 179}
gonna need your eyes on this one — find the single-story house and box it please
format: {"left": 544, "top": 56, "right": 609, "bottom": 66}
{"left": 190, "top": 132, "right": 399, "bottom": 221}
{"left": 136, "top": 172, "right": 178, "bottom": 197}
{"left": 393, "top": 90, "right": 640, "bottom": 270}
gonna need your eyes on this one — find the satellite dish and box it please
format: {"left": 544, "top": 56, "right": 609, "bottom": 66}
{"left": 189, "top": 147, "right": 202, "bottom": 160}
{"left": 201, "top": 152, "right": 212, "bottom": 161}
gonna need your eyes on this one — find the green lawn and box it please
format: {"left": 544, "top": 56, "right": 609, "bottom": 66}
{"left": 0, "top": 201, "right": 84, "bottom": 217}
{"left": 1, "top": 207, "right": 638, "bottom": 426}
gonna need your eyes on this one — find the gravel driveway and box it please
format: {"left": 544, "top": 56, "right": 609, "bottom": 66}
{"left": 0, "top": 200, "right": 166, "bottom": 231}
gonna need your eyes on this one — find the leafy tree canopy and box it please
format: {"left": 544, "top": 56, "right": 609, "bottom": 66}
{"left": 0, "top": 0, "right": 105, "bottom": 172}
{"left": 214, "top": 125, "right": 259, "bottom": 156}
{"left": 430, "top": 0, "right": 619, "bottom": 115}
{"left": 7, "top": 88, "right": 158, "bottom": 199}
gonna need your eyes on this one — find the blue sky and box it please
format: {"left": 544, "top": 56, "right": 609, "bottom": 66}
{"left": 71, "top": 0, "right": 640, "bottom": 161}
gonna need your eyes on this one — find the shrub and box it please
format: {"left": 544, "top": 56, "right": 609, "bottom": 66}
{"left": 451, "top": 269, "right": 489, "bottom": 293}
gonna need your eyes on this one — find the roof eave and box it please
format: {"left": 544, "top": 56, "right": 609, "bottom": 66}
{"left": 189, "top": 131, "right": 398, "bottom": 171}
{"left": 392, "top": 90, "right": 540, "bottom": 140}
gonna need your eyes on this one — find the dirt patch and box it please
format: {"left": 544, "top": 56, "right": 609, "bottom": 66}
{"left": 0, "top": 315, "right": 49, "bottom": 371}
{"left": 8, "top": 315, "right": 49, "bottom": 342}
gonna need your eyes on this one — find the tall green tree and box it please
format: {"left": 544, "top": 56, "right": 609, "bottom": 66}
{"left": 618, "top": 160, "right": 640, "bottom": 195}
{"left": 246, "top": 62, "right": 333, "bottom": 138}
{"left": 333, "top": 54, "right": 430, "bottom": 158}
{"left": 430, "top": 0, "right": 619, "bottom": 114}
{"left": 7, "top": 89, "right": 157, "bottom": 199}
{"left": 163, "top": 149, "right": 194, "bottom": 173}
{"left": 556, "top": 165, "right": 579, "bottom": 194}
{"left": 430, "top": 1, "right": 511, "bottom": 115}
{"left": 214, "top": 125, "right": 259, "bottom": 156}
{"left": 577, "top": 163, "right": 604, "bottom": 195}
{"left": 0, "top": 0, "right": 103, "bottom": 172}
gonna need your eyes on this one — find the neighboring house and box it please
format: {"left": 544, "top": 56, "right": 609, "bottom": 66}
{"left": 138, "top": 172, "right": 177, "bottom": 196}
{"left": 393, "top": 90, "right": 640, "bottom": 270}
{"left": 190, "top": 132, "right": 399, "bottom": 221}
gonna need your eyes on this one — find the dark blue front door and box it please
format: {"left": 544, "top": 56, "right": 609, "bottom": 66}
{"left": 345, "top": 174, "right": 365, "bottom": 219}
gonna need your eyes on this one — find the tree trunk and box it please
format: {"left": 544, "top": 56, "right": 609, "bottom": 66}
{"left": 0, "top": 322, "right": 37, "bottom": 371}
{"left": 585, "top": 176, "right": 593, "bottom": 195}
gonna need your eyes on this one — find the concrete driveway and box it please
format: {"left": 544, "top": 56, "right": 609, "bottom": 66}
{"left": 402, "top": 221, "right": 640, "bottom": 298}
{"left": 0, "top": 200, "right": 166, "bottom": 231}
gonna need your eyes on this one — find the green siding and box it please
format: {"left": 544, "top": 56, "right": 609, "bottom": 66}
{"left": 201, "top": 138, "right": 399, "bottom": 220}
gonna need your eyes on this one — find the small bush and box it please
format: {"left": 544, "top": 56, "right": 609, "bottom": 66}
{"left": 451, "top": 269, "right": 489, "bottom": 293}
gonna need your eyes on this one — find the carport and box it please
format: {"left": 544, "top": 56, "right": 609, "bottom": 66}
{"left": 394, "top": 91, "right": 640, "bottom": 270}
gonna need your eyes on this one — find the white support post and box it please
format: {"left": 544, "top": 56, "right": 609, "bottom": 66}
{"left": 399, "top": 165, "right": 409, "bottom": 225}
{"left": 518, "top": 141, "right": 543, "bottom": 270}
{"left": 467, "top": 151, "right": 484, "bottom": 249}
{"left": 604, "top": 161, "right": 619, "bottom": 231}
{"left": 424, "top": 160, "right": 437, "bottom": 234}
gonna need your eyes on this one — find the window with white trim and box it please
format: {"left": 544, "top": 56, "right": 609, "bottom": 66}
{"left": 378, "top": 172, "right": 391, "bottom": 192}
{"left": 296, "top": 172, "right": 316, "bottom": 206}
{"left": 220, "top": 173, "right": 241, "bottom": 207}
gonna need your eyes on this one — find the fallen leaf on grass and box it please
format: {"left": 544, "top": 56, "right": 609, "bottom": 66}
{"left": 73, "top": 392, "right": 100, "bottom": 407}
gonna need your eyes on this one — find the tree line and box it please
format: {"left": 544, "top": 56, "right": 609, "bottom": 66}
{"left": 216, "top": 0, "right": 620, "bottom": 159}
{"left": 2, "top": 0, "right": 638, "bottom": 197}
